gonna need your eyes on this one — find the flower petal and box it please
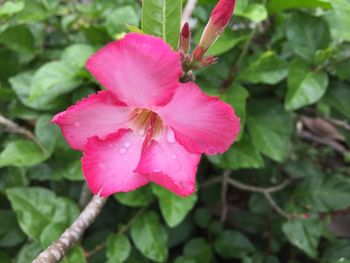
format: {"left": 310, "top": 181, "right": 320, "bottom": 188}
{"left": 52, "top": 91, "right": 132, "bottom": 151}
{"left": 86, "top": 33, "right": 182, "bottom": 108}
{"left": 156, "top": 82, "right": 240, "bottom": 155}
{"left": 82, "top": 129, "right": 149, "bottom": 197}
{"left": 135, "top": 128, "right": 201, "bottom": 197}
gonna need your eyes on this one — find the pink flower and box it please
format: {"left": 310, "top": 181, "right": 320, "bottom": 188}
{"left": 52, "top": 33, "right": 240, "bottom": 197}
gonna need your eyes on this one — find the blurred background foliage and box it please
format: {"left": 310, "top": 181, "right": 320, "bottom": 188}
{"left": 0, "top": 0, "right": 350, "bottom": 262}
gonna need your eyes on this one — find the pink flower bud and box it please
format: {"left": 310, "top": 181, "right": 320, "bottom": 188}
{"left": 180, "top": 23, "right": 191, "bottom": 53}
{"left": 194, "top": 0, "right": 236, "bottom": 60}
{"left": 200, "top": 56, "right": 218, "bottom": 67}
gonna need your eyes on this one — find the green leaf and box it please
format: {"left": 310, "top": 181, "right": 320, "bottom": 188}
{"left": 0, "top": 1, "right": 24, "bottom": 18}
{"left": 0, "top": 25, "right": 35, "bottom": 63}
{"left": 285, "top": 59, "right": 329, "bottom": 111}
{"left": 286, "top": 12, "right": 330, "bottom": 62}
{"left": 104, "top": 6, "right": 139, "bottom": 37}
{"left": 62, "top": 44, "right": 94, "bottom": 69}
{"left": 0, "top": 140, "right": 47, "bottom": 168}
{"left": 62, "top": 246, "right": 87, "bottom": 263}
{"left": 0, "top": 210, "right": 25, "bottom": 247}
{"left": 267, "top": 0, "right": 331, "bottom": 13}
{"left": 29, "top": 61, "right": 82, "bottom": 103}
{"left": 141, "top": 0, "right": 182, "bottom": 49}
{"left": 214, "top": 230, "right": 255, "bottom": 259}
{"left": 6, "top": 187, "right": 79, "bottom": 244}
{"left": 35, "top": 115, "right": 59, "bottom": 154}
{"left": 208, "top": 134, "right": 264, "bottom": 170}
{"left": 115, "top": 185, "right": 153, "bottom": 207}
{"left": 9, "top": 72, "right": 64, "bottom": 110}
{"left": 16, "top": 242, "right": 42, "bottom": 263}
{"left": 295, "top": 174, "right": 350, "bottom": 212}
{"left": 182, "top": 238, "right": 213, "bottom": 263}
{"left": 326, "top": 0, "right": 350, "bottom": 42}
{"left": 106, "top": 234, "right": 131, "bottom": 263}
{"left": 322, "top": 240, "right": 350, "bottom": 263}
{"left": 235, "top": 0, "right": 268, "bottom": 23}
{"left": 282, "top": 218, "right": 321, "bottom": 259}
{"left": 247, "top": 100, "right": 293, "bottom": 162}
{"left": 131, "top": 211, "right": 168, "bottom": 262}
{"left": 238, "top": 51, "right": 288, "bottom": 85}
{"left": 324, "top": 81, "right": 350, "bottom": 119}
{"left": 152, "top": 185, "right": 197, "bottom": 227}
{"left": 222, "top": 84, "right": 249, "bottom": 140}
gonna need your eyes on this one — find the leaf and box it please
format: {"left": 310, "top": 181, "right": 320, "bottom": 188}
{"left": 35, "top": 115, "right": 59, "bottom": 154}
{"left": 9, "top": 72, "right": 64, "bottom": 110}
{"left": 104, "top": 6, "right": 139, "bottom": 38}
{"left": 322, "top": 239, "right": 350, "bottom": 263}
{"left": 182, "top": 238, "right": 213, "bottom": 263}
{"left": 6, "top": 187, "right": 79, "bottom": 245}
{"left": 324, "top": 81, "right": 350, "bottom": 119}
{"left": 131, "top": 211, "right": 168, "bottom": 262}
{"left": 62, "top": 246, "right": 87, "bottom": 263}
{"left": 208, "top": 134, "right": 264, "bottom": 170}
{"left": 106, "top": 234, "right": 131, "bottom": 263}
{"left": 61, "top": 44, "right": 94, "bottom": 69}
{"left": 152, "top": 185, "right": 197, "bottom": 227}
{"left": 0, "top": 1, "right": 24, "bottom": 18}
{"left": 141, "top": 0, "right": 182, "bottom": 49}
{"left": 247, "top": 100, "right": 293, "bottom": 162}
{"left": 294, "top": 174, "right": 350, "bottom": 212}
{"left": 285, "top": 59, "right": 329, "bottom": 111}
{"left": 0, "top": 140, "right": 47, "bottom": 168}
{"left": 235, "top": 0, "right": 268, "bottom": 23}
{"left": 0, "top": 25, "right": 36, "bottom": 63}
{"left": 29, "top": 61, "right": 82, "bottom": 103}
{"left": 286, "top": 12, "right": 330, "bottom": 62}
{"left": 326, "top": 0, "right": 350, "bottom": 42}
{"left": 238, "top": 51, "right": 288, "bottom": 85}
{"left": 0, "top": 210, "right": 25, "bottom": 247}
{"left": 282, "top": 218, "right": 321, "bottom": 259}
{"left": 222, "top": 84, "right": 249, "bottom": 140}
{"left": 115, "top": 185, "right": 153, "bottom": 207}
{"left": 267, "top": 0, "right": 331, "bottom": 13}
{"left": 16, "top": 242, "right": 42, "bottom": 263}
{"left": 214, "top": 230, "right": 255, "bottom": 259}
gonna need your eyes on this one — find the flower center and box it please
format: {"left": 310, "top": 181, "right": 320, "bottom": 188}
{"left": 131, "top": 108, "right": 163, "bottom": 139}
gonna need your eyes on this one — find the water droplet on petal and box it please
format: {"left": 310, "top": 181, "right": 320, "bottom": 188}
{"left": 138, "top": 129, "right": 146, "bottom": 136}
{"left": 166, "top": 129, "right": 176, "bottom": 143}
{"left": 153, "top": 168, "right": 161, "bottom": 173}
{"left": 124, "top": 142, "right": 131, "bottom": 148}
{"left": 119, "top": 148, "right": 127, "bottom": 154}
{"left": 151, "top": 92, "right": 157, "bottom": 97}
{"left": 74, "top": 122, "right": 80, "bottom": 127}
{"left": 98, "top": 163, "right": 106, "bottom": 169}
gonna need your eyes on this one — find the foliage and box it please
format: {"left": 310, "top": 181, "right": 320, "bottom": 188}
{"left": 0, "top": 0, "right": 350, "bottom": 262}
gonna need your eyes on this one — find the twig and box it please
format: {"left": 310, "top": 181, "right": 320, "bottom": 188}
{"left": 227, "top": 177, "right": 292, "bottom": 194}
{"left": 324, "top": 117, "right": 350, "bottom": 132}
{"left": 181, "top": 0, "right": 197, "bottom": 25}
{"left": 263, "top": 192, "right": 291, "bottom": 220}
{"left": 0, "top": 113, "right": 46, "bottom": 152}
{"left": 33, "top": 195, "right": 107, "bottom": 263}
{"left": 220, "top": 170, "right": 229, "bottom": 223}
{"left": 298, "top": 130, "right": 347, "bottom": 154}
{"left": 85, "top": 205, "right": 149, "bottom": 259}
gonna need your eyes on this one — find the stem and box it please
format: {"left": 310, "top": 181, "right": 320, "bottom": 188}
{"left": 220, "top": 170, "right": 229, "bottom": 223}
{"left": 33, "top": 195, "right": 107, "bottom": 263}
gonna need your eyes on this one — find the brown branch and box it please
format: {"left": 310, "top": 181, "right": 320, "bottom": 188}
{"left": 324, "top": 117, "right": 350, "bottom": 132}
{"left": 0, "top": 113, "right": 45, "bottom": 152}
{"left": 298, "top": 130, "right": 347, "bottom": 154}
{"left": 227, "top": 177, "right": 292, "bottom": 194}
{"left": 181, "top": 0, "right": 197, "bottom": 25}
{"left": 33, "top": 195, "right": 107, "bottom": 263}
{"left": 263, "top": 192, "right": 291, "bottom": 220}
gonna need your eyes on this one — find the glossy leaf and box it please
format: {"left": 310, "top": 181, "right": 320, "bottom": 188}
{"left": 106, "top": 234, "right": 131, "bottom": 263}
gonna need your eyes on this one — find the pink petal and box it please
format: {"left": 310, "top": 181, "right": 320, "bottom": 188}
{"left": 156, "top": 82, "right": 240, "bottom": 155}
{"left": 52, "top": 91, "right": 132, "bottom": 151}
{"left": 135, "top": 128, "right": 201, "bottom": 197}
{"left": 86, "top": 33, "right": 182, "bottom": 108}
{"left": 82, "top": 129, "right": 149, "bottom": 197}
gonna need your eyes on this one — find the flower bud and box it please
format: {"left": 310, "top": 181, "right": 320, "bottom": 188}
{"left": 180, "top": 23, "right": 191, "bottom": 53}
{"left": 200, "top": 56, "right": 218, "bottom": 67}
{"left": 194, "top": 0, "right": 236, "bottom": 60}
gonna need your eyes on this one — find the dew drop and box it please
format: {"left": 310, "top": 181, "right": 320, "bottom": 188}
{"left": 207, "top": 146, "right": 217, "bottom": 155}
{"left": 119, "top": 148, "right": 127, "bottom": 154}
{"left": 124, "top": 142, "right": 131, "bottom": 148}
{"left": 166, "top": 130, "right": 175, "bottom": 143}
{"left": 153, "top": 168, "right": 161, "bottom": 173}
{"left": 74, "top": 122, "right": 80, "bottom": 127}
